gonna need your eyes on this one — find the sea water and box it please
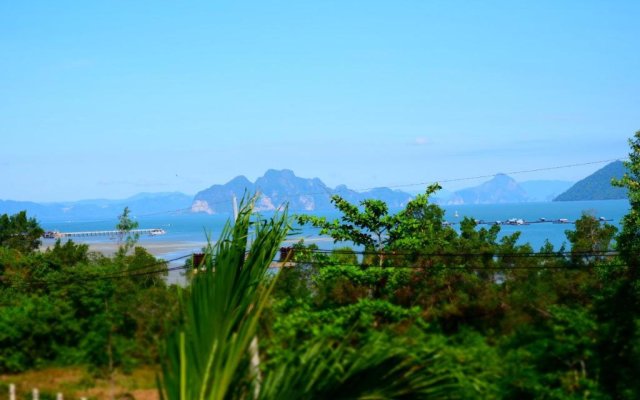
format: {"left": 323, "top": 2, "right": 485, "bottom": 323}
{"left": 40, "top": 199, "right": 630, "bottom": 252}
{"left": 441, "top": 199, "right": 629, "bottom": 249}
{"left": 39, "top": 199, "right": 630, "bottom": 284}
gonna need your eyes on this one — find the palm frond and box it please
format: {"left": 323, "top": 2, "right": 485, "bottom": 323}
{"left": 159, "top": 195, "right": 458, "bottom": 399}
{"left": 259, "top": 336, "right": 457, "bottom": 400}
{"left": 159, "top": 195, "right": 289, "bottom": 400}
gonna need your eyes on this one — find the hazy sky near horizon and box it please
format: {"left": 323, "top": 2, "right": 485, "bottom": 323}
{"left": 1, "top": 1, "right": 639, "bottom": 202}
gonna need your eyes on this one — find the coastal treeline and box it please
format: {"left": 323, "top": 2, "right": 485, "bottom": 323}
{"left": 0, "top": 212, "right": 179, "bottom": 379}
{"left": 2, "top": 132, "right": 640, "bottom": 399}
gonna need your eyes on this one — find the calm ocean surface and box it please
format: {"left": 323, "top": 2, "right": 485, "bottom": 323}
{"left": 41, "top": 199, "right": 630, "bottom": 253}
{"left": 39, "top": 199, "right": 629, "bottom": 284}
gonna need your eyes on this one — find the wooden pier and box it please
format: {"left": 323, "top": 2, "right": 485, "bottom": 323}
{"left": 43, "top": 228, "right": 166, "bottom": 239}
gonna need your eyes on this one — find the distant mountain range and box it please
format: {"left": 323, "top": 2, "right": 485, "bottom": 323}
{"left": 1, "top": 164, "right": 628, "bottom": 220}
{"left": 554, "top": 161, "right": 627, "bottom": 201}
{"left": 445, "top": 175, "right": 573, "bottom": 205}
{"left": 192, "top": 170, "right": 576, "bottom": 211}
{"left": 447, "top": 174, "right": 528, "bottom": 204}
{"left": 0, "top": 192, "right": 193, "bottom": 221}
{"left": 192, "top": 169, "right": 412, "bottom": 214}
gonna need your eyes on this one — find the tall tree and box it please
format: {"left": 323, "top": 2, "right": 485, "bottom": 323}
{"left": 613, "top": 131, "right": 640, "bottom": 267}
{"left": 598, "top": 130, "right": 640, "bottom": 399}
{"left": 297, "top": 184, "right": 449, "bottom": 266}
{"left": 565, "top": 212, "right": 617, "bottom": 266}
{"left": 0, "top": 211, "right": 44, "bottom": 253}
{"left": 116, "top": 206, "right": 139, "bottom": 256}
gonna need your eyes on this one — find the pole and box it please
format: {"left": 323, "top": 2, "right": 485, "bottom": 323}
{"left": 232, "top": 194, "right": 239, "bottom": 222}
{"left": 233, "top": 194, "right": 261, "bottom": 398}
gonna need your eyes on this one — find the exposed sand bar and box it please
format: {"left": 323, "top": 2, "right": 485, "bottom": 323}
{"left": 40, "top": 236, "right": 332, "bottom": 259}
{"left": 40, "top": 240, "right": 208, "bottom": 258}
{"left": 39, "top": 236, "right": 335, "bottom": 286}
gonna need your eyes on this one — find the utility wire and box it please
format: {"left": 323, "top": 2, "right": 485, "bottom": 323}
{"left": 0, "top": 248, "right": 625, "bottom": 290}
{"left": 282, "top": 259, "right": 629, "bottom": 270}
{"left": 0, "top": 254, "right": 192, "bottom": 289}
{"left": 100, "top": 254, "right": 192, "bottom": 277}
{"left": 378, "top": 158, "right": 624, "bottom": 190}
{"left": 3, "top": 260, "right": 628, "bottom": 291}
{"left": 290, "top": 247, "right": 620, "bottom": 258}
{"left": 37, "top": 157, "right": 625, "bottom": 225}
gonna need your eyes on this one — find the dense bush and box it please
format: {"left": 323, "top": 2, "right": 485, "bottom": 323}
{"left": 0, "top": 222, "right": 179, "bottom": 376}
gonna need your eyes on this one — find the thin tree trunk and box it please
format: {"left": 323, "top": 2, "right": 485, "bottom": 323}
{"left": 105, "top": 299, "right": 115, "bottom": 400}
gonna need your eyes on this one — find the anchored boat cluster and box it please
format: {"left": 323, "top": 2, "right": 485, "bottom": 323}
{"left": 442, "top": 216, "right": 612, "bottom": 227}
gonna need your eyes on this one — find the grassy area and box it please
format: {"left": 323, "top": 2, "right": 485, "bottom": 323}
{"left": 0, "top": 367, "right": 158, "bottom": 400}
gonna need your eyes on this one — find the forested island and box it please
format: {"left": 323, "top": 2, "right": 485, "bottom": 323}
{"left": 554, "top": 161, "right": 628, "bottom": 201}
{"left": 0, "top": 133, "right": 639, "bottom": 399}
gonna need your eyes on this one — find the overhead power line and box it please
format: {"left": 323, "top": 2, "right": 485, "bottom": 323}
{"left": 0, "top": 254, "right": 192, "bottom": 289}
{"left": 0, "top": 247, "right": 626, "bottom": 290}
{"left": 241, "top": 158, "right": 626, "bottom": 202}
{"left": 35, "top": 157, "right": 625, "bottom": 225}
{"left": 101, "top": 254, "right": 192, "bottom": 277}
{"left": 292, "top": 248, "right": 620, "bottom": 258}
{"left": 285, "top": 259, "right": 629, "bottom": 270}
{"left": 373, "top": 158, "right": 624, "bottom": 190}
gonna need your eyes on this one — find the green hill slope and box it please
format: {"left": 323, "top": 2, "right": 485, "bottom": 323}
{"left": 554, "top": 161, "right": 627, "bottom": 201}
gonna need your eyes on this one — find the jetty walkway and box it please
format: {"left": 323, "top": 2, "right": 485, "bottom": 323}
{"left": 42, "top": 228, "right": 166, "bottom": 239}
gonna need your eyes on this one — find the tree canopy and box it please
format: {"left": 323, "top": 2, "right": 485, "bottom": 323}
{"left": 0, "top": 210, "right": 44, "bottom": 253}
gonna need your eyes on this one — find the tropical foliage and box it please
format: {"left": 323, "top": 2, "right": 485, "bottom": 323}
{"left": 1, "top": 134, "right": 640, "bottom": 398}
{"left": 0, "top": 214, "right": 176, "bottom": 377}
{"left": 159, "top": 197, "right": 456, "bottom": 399}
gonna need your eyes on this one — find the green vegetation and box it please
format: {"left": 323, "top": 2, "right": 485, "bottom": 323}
{"left": 2, "top": 135, "right": 640, "bottom": 398}
{"left": 160, "top": 197, "right": 454, "bottom": 399}
{"left": 116, "top": 206, "right": 140, "bottom": 255}
{"left": 287, "top": 205, "right": 623, "bottom": 398}
{"left": 0, "top": 209, "right": 178, "bottom": 382}
{"left": 554, "top": 160, "right": 628, "bottom": 201}
{"left": 0, "top": 210, "right": 43, "bottom": 253}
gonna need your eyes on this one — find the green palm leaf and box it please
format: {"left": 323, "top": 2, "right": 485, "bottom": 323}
{"left": 159, "top": 195, "right": 289, "bottom": 400}
{"left": 159, "top": 195, "right": 458, "bottom": 399}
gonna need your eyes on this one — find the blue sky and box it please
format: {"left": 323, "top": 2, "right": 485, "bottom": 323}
{"left": 1, "top": 1, "right": 638, "bottom": 201}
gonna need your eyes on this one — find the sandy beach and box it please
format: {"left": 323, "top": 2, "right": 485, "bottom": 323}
{"left": 40, "top": 240, "right": 208, "bottom": 258}
{"left": 39, "top": 236, "right": 333, "bottom": 259}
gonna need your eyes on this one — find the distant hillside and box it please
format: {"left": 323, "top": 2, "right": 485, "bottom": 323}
{"left": 554, "top": 161, "right": 627, "bottom": 201}
{"left": 447, "top": 174, "right": 528, "bottom": 204}
{"left": 0, "top": 192, "right": 193, "bottom": 221}
{"left": 4, "top": 164, "right": 619, "bottom": 220}
{"left": 0, "top": 199, "right": 52, "bottom": 218}
{"left": 192, "top": 169, "right": 414, "bottom": 214}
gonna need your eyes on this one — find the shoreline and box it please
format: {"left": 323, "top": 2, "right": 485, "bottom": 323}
{"left": 40, "top": 240, "right": 208, "bottom": 258}
{"left": 39, "top": 236, "right": 334, "bottom": 259}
